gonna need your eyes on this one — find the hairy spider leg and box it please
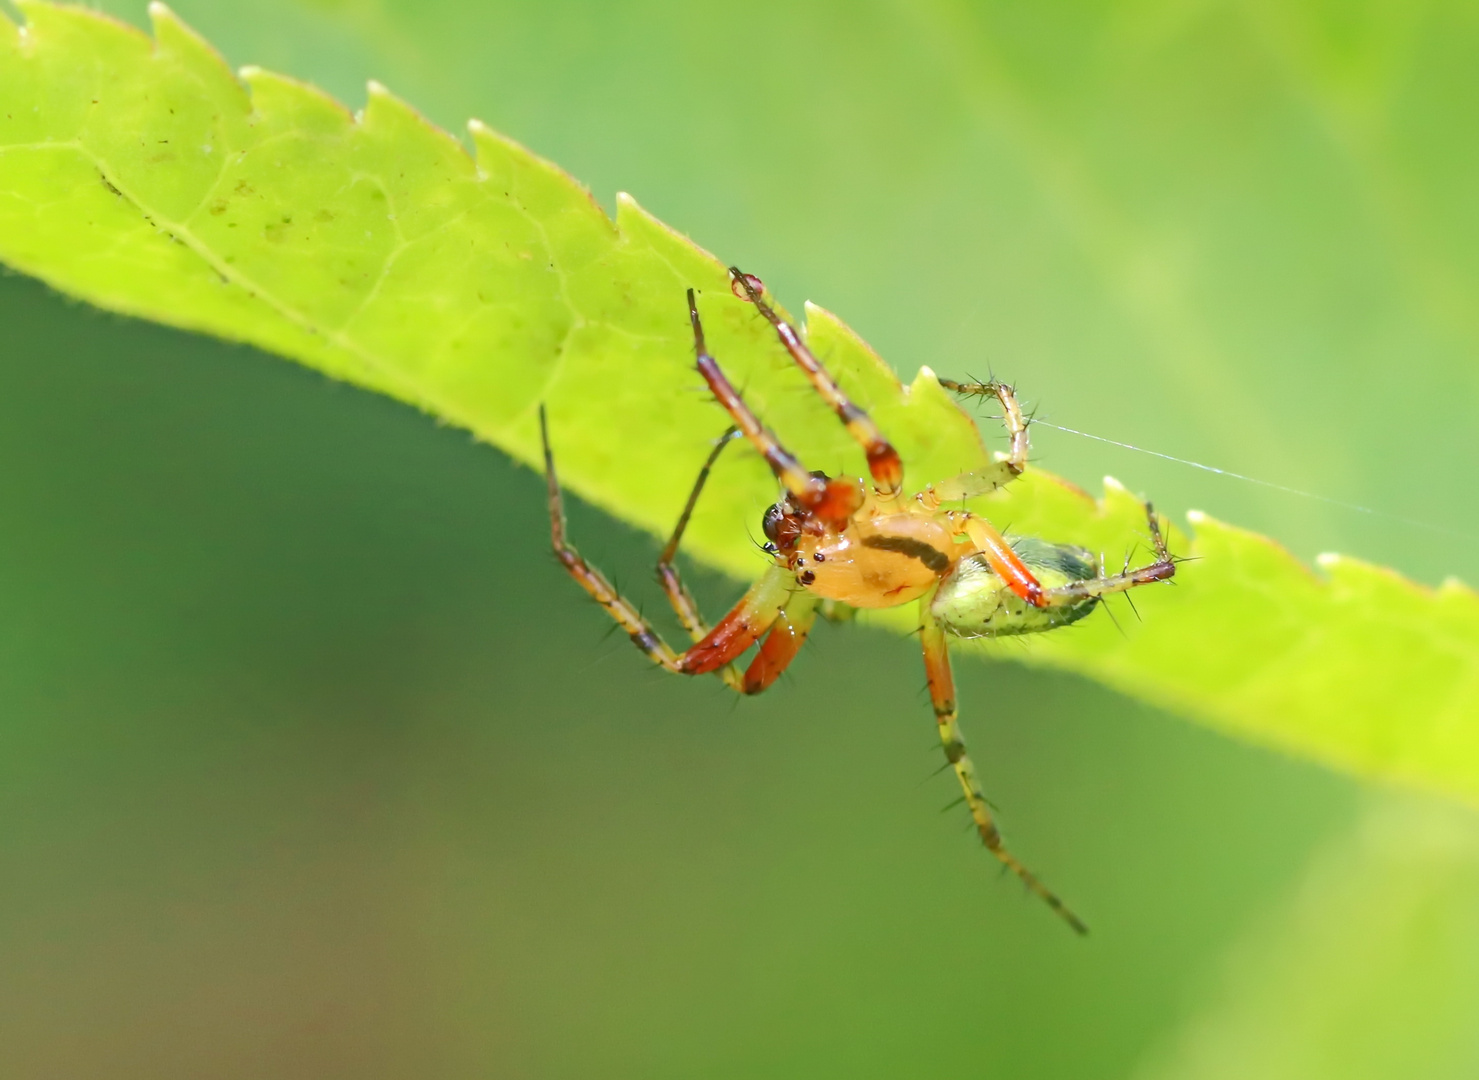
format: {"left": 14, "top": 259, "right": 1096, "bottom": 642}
{"left": 922, "top": 380, "right": 1029, "bottom": 503}
{"left": 916, "top": 377, "right": 1053, "bottom": 609}
{"left": 729, "top": 267, "right": 903, "bottom": 496}
{"left": 541, "top": 404, "right": 794, "bottom": 681}
{"left": 656, "top": 427, "right": 745, "bottom": 692}
{"left": 1040, "top": 501, "right": 1176, "bottom": 607}
{"left": 919, "top": 597, "right": 1089, "bottom": 935}
{"left": 688, "top": 289, "right": 864, "bottom": 525}
{"left": 947, "top": 512, "right": 1052, "bottom": 609}
{"left": 655, "top": 426, "right": 820, "bottom": 692}
{"left": 744, "top": 592, "right": 821, "bottom": 693}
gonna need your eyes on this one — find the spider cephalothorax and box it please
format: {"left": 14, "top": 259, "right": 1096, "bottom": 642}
{"left": 540, "top": 268, "right": 1176, "bottom": 934}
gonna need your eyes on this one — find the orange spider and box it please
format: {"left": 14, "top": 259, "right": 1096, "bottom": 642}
{"left": 539, "top": 268, "right": 1176, "bottom": 933}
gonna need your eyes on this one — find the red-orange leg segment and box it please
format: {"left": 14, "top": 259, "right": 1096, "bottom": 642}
{"left": 919, "top": 597, "right": 1088, "bottom": 934}
{"left": 541, "top": 404, "right": 789, "bottom": 685}
{"left": 688, "top": 289, "right": 864, "bottom": 525}
{"left": 924, "top": 378, "right": 1043, "bottom": 604}
{"left": 950, "top": 512, "right": 1049, "bottom": 608}
{"left": 676, "top": 563, "right": 794, "bottom": 675}
{"left": 742, "top": 592, "right": 820, "bottom": 694}
{"left": 729, "top": 267, "right": 904, "bottom": 496}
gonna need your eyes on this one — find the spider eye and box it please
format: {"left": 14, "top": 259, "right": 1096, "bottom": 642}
{"left": 762, "top": 503, "right": 785, "bottom": 543}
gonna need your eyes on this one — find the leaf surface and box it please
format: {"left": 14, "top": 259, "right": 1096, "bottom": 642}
{"left": 1, "top": 2, "right": 1477, "bottom": 802}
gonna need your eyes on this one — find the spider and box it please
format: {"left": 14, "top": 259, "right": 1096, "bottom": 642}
{"left": 539, "top": 268, "right": 1176, "bottom": 934}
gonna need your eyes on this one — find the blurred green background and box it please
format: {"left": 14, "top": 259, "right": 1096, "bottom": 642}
{"left": 2, "top": 1, "right": 1478, "bottom": 1076}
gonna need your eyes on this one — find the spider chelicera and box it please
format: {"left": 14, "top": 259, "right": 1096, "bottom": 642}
{"left": 539, "top": 267, "right": 1176, "bottom": 934}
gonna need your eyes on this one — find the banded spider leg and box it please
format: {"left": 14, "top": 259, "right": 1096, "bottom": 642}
{"left": 542, "top": 406, "right": 814, "bottom": 695}
{"left": 919, "top": 602, "right": 1089, "bottom": 934}
{"left": 935, "top": 377, "right": 1177, "bottom": 606}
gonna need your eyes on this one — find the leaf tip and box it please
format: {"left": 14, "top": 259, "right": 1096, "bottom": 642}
{"left": 146, "top": 1, "right": 187, "bottom": 43}
{"left": 612, "top": 191, "right": 720, "bottom": 272}
{"left": 465, "top": 117, "right": 491, "bottom": 157}
{"left": 358, "top": 79, "right": 472, "bottom": 175}
{"left": 1099, "top": 474, "right": 1156, "bottom": 523}
{"left": 1438, "top": 576, "right": 1477, "bottom": 601}
{"left": 146, "top": 1, "right": 240, "bottom": 99}
{"left": 905, "top": 365, "right": 956, "bottom": 408}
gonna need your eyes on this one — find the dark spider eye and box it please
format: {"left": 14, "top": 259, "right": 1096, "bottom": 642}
{"left": 761, "top": 503, "right": 785, "bottom": 543}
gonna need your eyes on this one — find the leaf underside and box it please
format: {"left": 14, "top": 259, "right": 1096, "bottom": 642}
{"left": 1, "top": 2, "right": 1476, "bottom": 804}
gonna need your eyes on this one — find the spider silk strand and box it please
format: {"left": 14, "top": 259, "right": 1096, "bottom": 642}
{"left": 1034, "top": 420, "right": 1473, "bottom": 541}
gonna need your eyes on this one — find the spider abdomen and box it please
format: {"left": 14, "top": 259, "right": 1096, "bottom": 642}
{"left": 931, "top": 537, "right": 1100, "bottom": 638}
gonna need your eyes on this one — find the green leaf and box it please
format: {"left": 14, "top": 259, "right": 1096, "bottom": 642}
{"left": 2, "top": 2, "right": 1477, "bottom": 803}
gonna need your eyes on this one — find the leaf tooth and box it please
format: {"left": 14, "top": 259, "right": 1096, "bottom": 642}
{"left": 802, "top": 301, "right": 903, "bottom": 405}
{"left": 613, "top": 192, "right": 722, "bottom": 281}
{"left": 238, "top": 65, "right": 354, "bottom": 135}
{"left": 1318, "top": 550, "right": 1437, "bottom": 601}
{"left": 907, "top": 363, "right": 946, "bottom": 401}
{"left": 1193, "top": 511, "right": 1322, "bottom": 587}
{"left": 15, "top": 0, "right": 150, "bottom": 58}
{"left": 468, "top": 118, "right": 609, "bottom": 229}
{"left": 1437, "top": 577, "right": 1479, "bottom": 604}
{"left": 360, "top": 79, "right": 475, "bottom": 181}
{"left": 1099, "top": 474, "right": 1156, "bottom": 525}
{"left": 148, "top": 2, "right": 248, "bottom": 112}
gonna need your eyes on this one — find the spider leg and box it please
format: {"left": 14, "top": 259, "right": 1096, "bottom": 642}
{"left": 949, "top": 512, "right": 1051, "bottom": 609}
{"left": 655, "top": 426, "right": 746, "bottom": 691}
{"left": 921, "top": 380, "right": 1029, "bottom": 504}
{"left": 742, "top": 591, "right": 820, "bottom": 694}
{"left": 1040, "top": 501, "right": 1176, "bottom": 607}
{"left": 728, "top": 267, "right": 903, "bottom": 496}
{"left": 688, "top": 290, "right": 864, "bottom": 525}
{"left": 541, "top": 405, "right": 793, "bottom": 682}
{"left": 919, "top": 597, "right": 1088, "bottom": 935}
{"left": 902, "top": 378, "right": 1048, "bottom": 606}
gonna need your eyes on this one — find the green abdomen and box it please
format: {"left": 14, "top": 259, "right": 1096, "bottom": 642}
{"left": 930, "top": 537, "right": 1100, "bottom": 638}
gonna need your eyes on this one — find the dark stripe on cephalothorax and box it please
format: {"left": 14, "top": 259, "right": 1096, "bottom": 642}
{"left": 861, "top": 534, "right": 951, "bottom": 573}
